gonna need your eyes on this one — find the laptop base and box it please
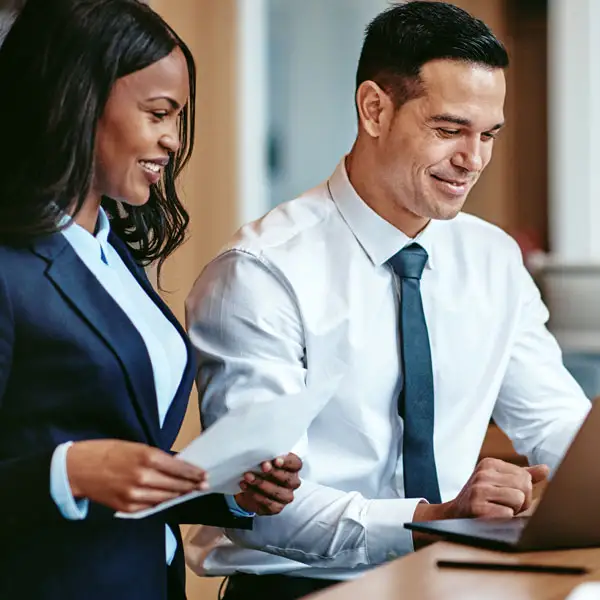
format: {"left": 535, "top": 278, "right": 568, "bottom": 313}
{"left": 405, "top": 518, "right": 529, "bottom": 552}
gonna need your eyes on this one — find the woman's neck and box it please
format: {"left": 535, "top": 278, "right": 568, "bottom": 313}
{"left": 73, "top": 194, "right": 102, "bottom": 234}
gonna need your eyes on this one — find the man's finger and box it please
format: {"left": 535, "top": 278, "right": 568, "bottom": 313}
{"left": 242, "top": 490, "right": 286, "bottom": 516}
{"left": 276, "top": 453, "right": 302, "bottom": 472}
{"left": 258, "top": 468, "right": 301, "bottom": 489}
{"left": 526, "top": 464, "right": 550, "bottom": 484}
{"left": 487, "top": 486, "right": 526, "bottom": 514}
{"left": 483, "top": 471, "right": 533, "bottom": 511}
{"left": 517, "top": 497, "right": 540, "bottom": 517}
{"left": 484, "top": 503, "right": 516, "bottom": 519}
{"left": 241, "top": 478, "right": 294, "bottom": 505}
{"left": 480, "top": 457, "right": 526, "bottom": 477}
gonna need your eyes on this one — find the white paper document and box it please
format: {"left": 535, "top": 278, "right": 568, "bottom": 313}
{"left": 566, "top": 583, "right": 600, "bottom": 600}
{"left": 116, "top": 375, "right": 341, "bottom": 519}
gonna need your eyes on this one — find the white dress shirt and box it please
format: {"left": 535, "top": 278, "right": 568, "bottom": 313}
{"left": 50, "top": 208, "right": 188, "bottom": 564}
{"left": 186, "top": 159, "right": 591, "bottom": 580}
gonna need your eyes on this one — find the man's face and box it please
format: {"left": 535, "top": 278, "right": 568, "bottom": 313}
{"left": 375, "top": 59, "right": 506, "bottom": 222}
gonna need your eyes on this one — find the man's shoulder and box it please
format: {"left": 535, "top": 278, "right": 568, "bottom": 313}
{"left": 220, "top": 182, "right": 338, "bottom": 259}
{"left": 448, "top": 212, "right": 521, "bottom": 256}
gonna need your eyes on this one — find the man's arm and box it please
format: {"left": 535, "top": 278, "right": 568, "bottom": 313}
{"left": 165, "top": 493, "right": 253, "bottom": 529}
{"left": 493, "top": 256, "right": 591, "bottom": 471}
{"left": 186, "top": 251, "right": 422, "bottom": 568}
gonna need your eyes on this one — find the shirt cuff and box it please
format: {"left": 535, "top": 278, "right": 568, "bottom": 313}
{"left": 363, "top": 498, "right": 425, "bottom": 564}
{"left": 166, "top": 525, "right": 178, "bottom": 565}
{"left": 225, "top": 494, "right": 255, "bottom": 518}
{"left": 50, "top": 441, "right": 89, "bottom": 520}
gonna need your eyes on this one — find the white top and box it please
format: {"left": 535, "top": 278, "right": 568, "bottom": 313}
{"left": 50, "top": 208, "right": 188, "bottom": 564}
{"left": 186, "top": 159, "right": 591, "bottom": 580}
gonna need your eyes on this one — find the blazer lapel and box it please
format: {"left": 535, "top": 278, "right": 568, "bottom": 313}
{"left": 32, "top": 234, "right": 162, "bottom": 446}
{"left": 108, "top": 234, "right": 196, "bottom": 449}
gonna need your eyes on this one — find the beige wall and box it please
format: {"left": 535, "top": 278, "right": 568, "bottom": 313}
{"left": 150, "top": 0, "right": 239, "bottom": 596}
{"left": 451, "top": 0, "right": 517, "bottom": 231}
{"left": 449, "top": 0, "right": 548, "bottom": 246}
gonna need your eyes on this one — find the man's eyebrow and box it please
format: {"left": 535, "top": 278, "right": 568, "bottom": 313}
{"left": 430, "top": 113, "right": 504, "bottom": 131}
{"left": 147, "top": 96, "right": 181, "bottom": 110}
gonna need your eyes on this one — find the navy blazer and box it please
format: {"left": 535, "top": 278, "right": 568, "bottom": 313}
{"left": 0, "top": 232, "right": 251, "bottom": 600}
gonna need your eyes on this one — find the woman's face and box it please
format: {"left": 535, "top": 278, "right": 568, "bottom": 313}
{"left": 92, "top": 47, "right": 190, "bottom": 207}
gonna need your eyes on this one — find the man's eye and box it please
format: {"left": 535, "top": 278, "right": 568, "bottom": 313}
{"left": 438, "top": 128, "right": 459, "bottom": 137}
{"left": 482, "top": 132, "right": 497, "bottom": 141}
{"left": 151, "top": 111, "right": 168, "bottom": 120}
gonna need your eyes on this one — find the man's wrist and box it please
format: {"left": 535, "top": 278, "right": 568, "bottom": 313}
{"left": 411, "top": 500, "right": 454, "bottom": 550}
{"left": 413, "top": 499, "right": 452, "bottom": 522}
{"left": 227, "top": 493, "right": 255, "bottom": 517}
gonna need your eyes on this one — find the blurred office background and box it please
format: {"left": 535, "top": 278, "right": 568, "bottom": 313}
{"left": 2, "top": 0, "right": 598, "bottom": 594}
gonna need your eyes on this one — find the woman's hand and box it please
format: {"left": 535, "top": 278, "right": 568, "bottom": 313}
{"left": 67, "top": 439, "right": 208, "bottom": 513}
{"left": 234, "top": 453, "right": 302, "bottom": 516}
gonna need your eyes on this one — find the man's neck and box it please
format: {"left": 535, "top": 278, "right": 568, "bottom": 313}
{"left": 345, "top": 149, "right": 429, "bottom": 239}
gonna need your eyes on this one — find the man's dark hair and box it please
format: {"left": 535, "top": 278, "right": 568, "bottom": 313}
{"left": 356, "top": 1, "right": 509, "bottom": 108}
{"left": 0, "top": 0, "right": 196, "bottom": 278}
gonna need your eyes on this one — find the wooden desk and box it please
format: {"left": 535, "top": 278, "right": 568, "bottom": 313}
{"left": 307, "top": 542, "right": 600, "bottom": 600}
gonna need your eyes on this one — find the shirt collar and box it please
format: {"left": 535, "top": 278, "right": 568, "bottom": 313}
{"left": 60, "top": 207, "right": 111, "bottom": 263}
{"left": 327, "top": 158, "right": 437, "bottom": 269}
{"left": 94, "top": 207, "right": 111, "bottom": 245}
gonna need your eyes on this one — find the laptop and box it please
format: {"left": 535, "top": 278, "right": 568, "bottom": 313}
{"left": 405, "top": 398, "right": 600, "bottom": 552}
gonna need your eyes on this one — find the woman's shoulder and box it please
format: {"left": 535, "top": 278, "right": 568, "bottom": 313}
{"left": 0, "top": 242, "right": 46, "bottom": 284}
{"left": 0, "top": 242, "right": 27, "bottom": 263}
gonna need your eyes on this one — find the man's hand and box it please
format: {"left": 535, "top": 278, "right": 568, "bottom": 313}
{"left": 447, "top": 458, "right": 549, "bottom": 518}
{"left": 412, "top": 458, "right": 549, "bottom": 548}
{"left": 234, "top": 453, "right": 302, "bottom": 516}
{"left": 67, "top": 440, "right": 208, "bottom": 513}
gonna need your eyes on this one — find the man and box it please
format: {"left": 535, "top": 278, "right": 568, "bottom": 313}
{"left": 185, "top": 2, "right": 591, "bottom": 599}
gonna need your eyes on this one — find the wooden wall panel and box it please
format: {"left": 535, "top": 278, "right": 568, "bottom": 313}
{"left": 149, "top": 1, "right": 239, "bottom": 596}
{"left": 450, "top": 0, "right": 518, "bottom": 232}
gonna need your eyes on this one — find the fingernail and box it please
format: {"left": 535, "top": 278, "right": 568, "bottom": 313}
{"left": 274, "top": 457, "right": 284, "bottom": 467}
{"left": 199, "top": 481, "right": 210, "bottom": 491}
{"left": 245, "top": 473, "right": 256, "bottom": 483}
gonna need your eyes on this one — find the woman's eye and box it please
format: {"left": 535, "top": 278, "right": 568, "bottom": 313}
{"left": 151, "top": 111, "right": 168, "bottom": 120}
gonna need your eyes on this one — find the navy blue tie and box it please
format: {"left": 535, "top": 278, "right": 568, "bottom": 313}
{"left": 388, "top": 243, "right": 441, "bottom": 504}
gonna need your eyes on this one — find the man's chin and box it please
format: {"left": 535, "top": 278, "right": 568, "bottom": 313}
{"left": 428, "top": 199, "right": 465, "bottom": 221}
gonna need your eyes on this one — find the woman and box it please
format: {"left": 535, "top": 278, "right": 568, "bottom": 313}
{"left": 0, "top": 1, "right": 300, "bottom": 599}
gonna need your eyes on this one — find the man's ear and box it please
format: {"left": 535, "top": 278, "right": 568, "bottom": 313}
{"left": 355, "top": 80, "right": 395, "bottom": 138}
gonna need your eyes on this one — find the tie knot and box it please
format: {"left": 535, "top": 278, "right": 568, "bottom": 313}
{"left": 388, "top": 243, "right": 428, "bottom": 280}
